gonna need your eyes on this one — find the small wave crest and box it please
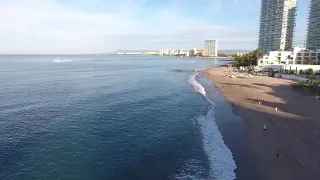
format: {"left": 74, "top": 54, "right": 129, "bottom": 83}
{"left": 172, "top": 159, "right": 207, "bottom": 180}
{"left": 187, "top": 74, "right": 214, "bottom": 105}
{"left": 187, "top": 73, "right": 236, "bottom": 180}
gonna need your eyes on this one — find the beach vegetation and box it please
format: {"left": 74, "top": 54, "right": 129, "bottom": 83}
{"left": 232, "top": 49, "right": 262, "bottom": 67}
{"left": 218, "top": 54, "right": 229, "bottom": 57}
{"left": 299, "top": 69, "right": 304, "bottom": 75}
{"left": 298, "top": 68, "right": 314, "bottom": 75}
{"left": 290, "top": 69, "right": 296, "bottom": 75}
{"left": 304, "top": 68, "right": 314, "bottom": 75}
{"left": 291, "top": 76, "right": 320, "bottom": 92}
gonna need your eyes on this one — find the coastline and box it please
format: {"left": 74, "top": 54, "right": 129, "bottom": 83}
{"left": 196, "top": 75, "right": 259, "bottom": 180}
{"left": 202, "top": 67, "right": 320, "bottom": 180}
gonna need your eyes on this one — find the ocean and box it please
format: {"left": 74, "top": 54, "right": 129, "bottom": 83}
{"left": 0, "top": 55, "right": 237, "bottom": 180}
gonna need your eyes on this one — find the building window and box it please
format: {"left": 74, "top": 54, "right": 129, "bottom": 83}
{"left": 311, "top": 53, "right": 317, "bottom": 56}
{"left": 297, "top": 57, "right": 302, "bottom": 60}
{"left": 305, "top": 53, "right": 310, "bottom": 56}
{"left": 297, "top": 53, "right": 302, "bottom": 56}
{"left": 297, "top": 61, "right": 302, "bottom": 64}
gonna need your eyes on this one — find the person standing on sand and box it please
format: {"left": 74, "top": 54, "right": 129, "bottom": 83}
{"left": 263, "top": 124, "right": 267, "bottom": 131}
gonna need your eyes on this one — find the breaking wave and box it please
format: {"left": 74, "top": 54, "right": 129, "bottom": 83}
{"left": 187, "top": 73, "right": 236, "bottom": 180}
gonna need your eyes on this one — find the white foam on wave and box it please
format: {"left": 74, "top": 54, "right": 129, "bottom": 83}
{"left": 187, "top": 73, "right": 237, "bottom": 180}
{"left": 187, "top": 74, "right": 214, "bottom": 105}
{"left": 193, "top": 68, "right": 207, "bottom": 72}
{"left": 172, "top": 158, "right": 206, "bottom": 180}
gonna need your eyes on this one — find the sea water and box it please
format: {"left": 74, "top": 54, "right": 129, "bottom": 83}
{"left": 0, "top": 55, "right": 235, "bottom": 180}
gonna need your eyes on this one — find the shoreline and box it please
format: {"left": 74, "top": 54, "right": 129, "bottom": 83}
{"left": 196, "top": 75, "right": 259, "bottom": 180}
{"left": 202, "top": 67, "right": 320, "bottom": 180}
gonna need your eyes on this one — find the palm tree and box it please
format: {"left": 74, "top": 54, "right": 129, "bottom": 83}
{"left": 254, "top": 48, "right": 263, "bottom": 59}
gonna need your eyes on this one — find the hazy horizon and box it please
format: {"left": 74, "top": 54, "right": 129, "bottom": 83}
{"left": 0, "top": 0, "right": 309, "bottom": 54}
{"left": 0, "top": 49, "right": 252, "bottom": 55}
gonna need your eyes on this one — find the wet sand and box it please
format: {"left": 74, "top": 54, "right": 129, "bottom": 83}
{"left": 203, "top": 67, "right": 320, "bottom": 180}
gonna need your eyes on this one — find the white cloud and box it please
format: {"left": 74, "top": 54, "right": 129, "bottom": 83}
{"left": 0, "top": 0, "right": 259, "bottom": 53}
{"left": 0, "top": 0, "right": 137, "bottom": 37}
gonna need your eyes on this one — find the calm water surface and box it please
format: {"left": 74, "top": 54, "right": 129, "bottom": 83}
{"left": 0, "top": 55, "right": 233, "bottom": 180}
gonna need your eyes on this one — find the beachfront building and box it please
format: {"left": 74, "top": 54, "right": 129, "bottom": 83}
{"left": 143, "top": 52, "right": 159, "bottom": 55}
{"left": 295, "top": 48, "right": 320, "bottom": 64}
{"left": 236, "top": 52, "right": 247, "bottom": 56}
{"left": 204, "top": 40, "right": 218, "bottom": 57}
{"left": 189, "top": 48, "right": 199, "bottom": 56}
{"left": 258, "top": 50, "right": 294, "bottom": 66}
{"left": 159, "top": 49, "right": 164, "bottom": 56}
{"left": 196, "top": 49, "right": 204, "bottom": 57}
{"left": 186, "top": 50, "right": 190, "bottom": 57}
{"left": 180, "top": 50, "right": 186, "bottom": 55}
{"left": 258, "top": 47, "right": 320, "bottom": 66}
{"left": 258, "top": 0, "right": 297, "bottom": 54}
{"left": 168, "top": 49, "right": 175, "bottom": 56}
{"left": 125, "top": 52, "right": 143, "bottom": 55}
{"left": 306, "top": 0, "right": 320, "bottom": 50}
{"left": 160, "top": 49, "right": 170, "bottom": 56}
{"left": 189, "top": 49, "right": 196, "bottom": 56}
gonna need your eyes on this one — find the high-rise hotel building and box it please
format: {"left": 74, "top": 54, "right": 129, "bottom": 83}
{"left": 204, "top": 40, "right": 218, "bottom": 57}
{"left": 306, "top": 0, "right": 320, "bottom": 50}
{"left": 258, "top": 0, "right": 297, "bottom": 54}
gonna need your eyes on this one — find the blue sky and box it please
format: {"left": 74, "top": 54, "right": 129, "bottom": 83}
{"left": 0, "top": 0, "right": 310, "bottom": 53}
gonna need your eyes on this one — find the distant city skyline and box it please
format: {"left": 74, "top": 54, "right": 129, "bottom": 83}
{"left": 0, "top": 0, "right": 310, "bottom": 54}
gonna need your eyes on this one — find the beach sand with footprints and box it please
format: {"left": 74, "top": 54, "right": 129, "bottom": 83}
{"left": 203, "top": 67, "right": 320, "bottom": 180}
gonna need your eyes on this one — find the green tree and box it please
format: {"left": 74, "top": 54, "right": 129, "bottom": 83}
{"left": 232, "top": 49, "right": 261, "bottom": 67}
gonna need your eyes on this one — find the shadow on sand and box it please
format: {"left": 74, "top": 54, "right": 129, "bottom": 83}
{"left": 227, "top": 82, "right": 320, "bottom": 180}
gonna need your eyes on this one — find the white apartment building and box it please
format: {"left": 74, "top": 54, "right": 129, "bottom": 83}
{"left": 168, "top": 49, "right": 175, "bottom": 56}
{"left": 159, "top": 49, "right": 164, "bottom": 56}
{"left": 189, "top": 48, "right": 197, "bottom": 56}
{"left": 258, "top": 50, "right": 294, "bottom": 66}
{"left": 306, "top": 0, "right": 320, "bottom": 50}
{"left": 258, "top": 0, "right": 297, "bottom": 54}
{"left": 204, "top": 40, "right": 218, "bottom": 57}
{"left": 160, "top": 49, "right": 170, "bottom": 56}
{"left": 159, "top": 49, "right": 176, "bottom": 56}
{"left": 294, "top": 48, "right": 320, "bottom": 64}
{"left": 258, "top": 47, "right": 320, "bottom": 66}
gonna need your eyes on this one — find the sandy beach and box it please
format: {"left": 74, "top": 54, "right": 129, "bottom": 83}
{"left": 203, "top": 67, "right": 320, "bottom": 180}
